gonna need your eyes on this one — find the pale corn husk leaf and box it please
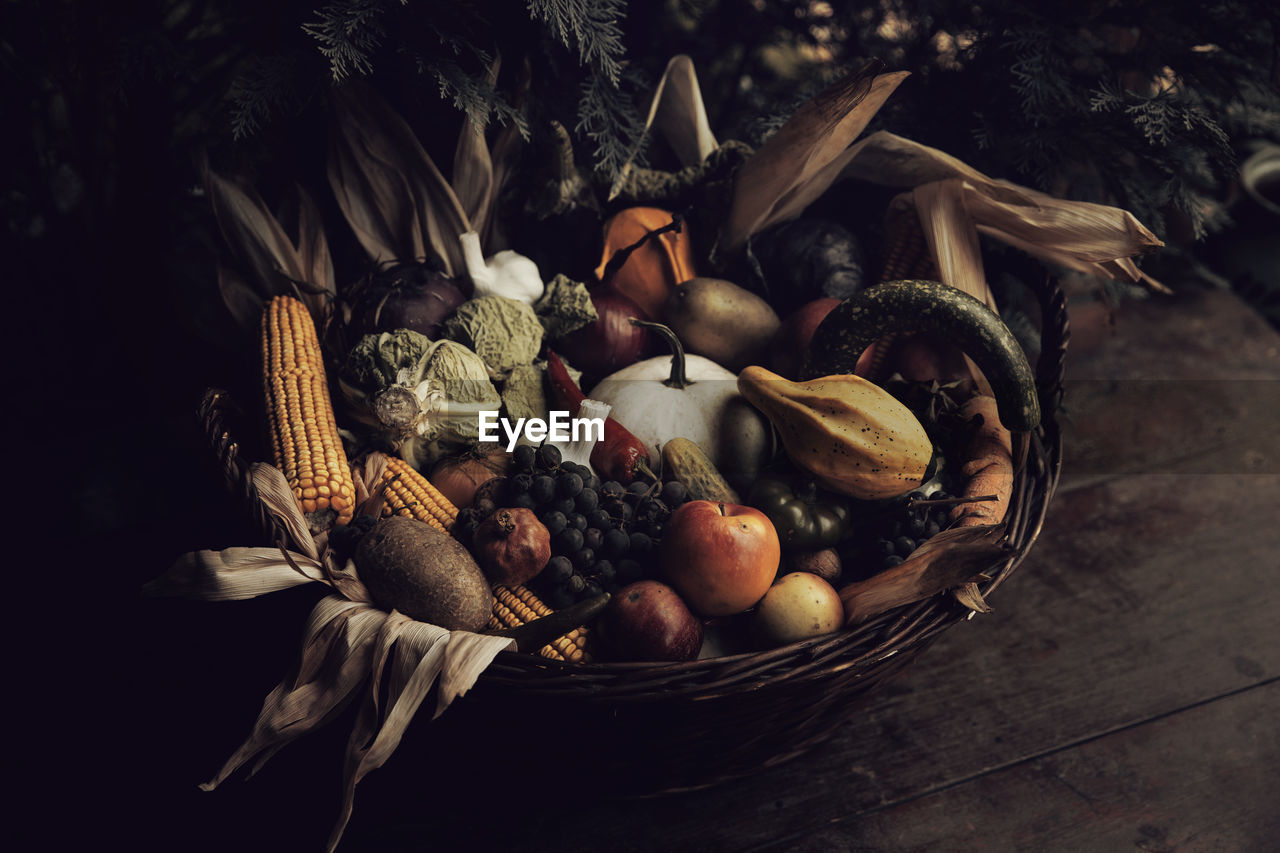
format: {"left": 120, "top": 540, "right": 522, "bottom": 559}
{"left": 721, "top": 64, "right": 909, "bottom": 251}
{"left": 913, "top": 179, "right": 995, "bottom": 307}
{"left": 610, "top": 54, "right": 718, "bottom": 201}
{"left": 250, "top": 462, "right": 319, "bottom": 561}
{"left": 435, "top": 629, "right": 516, "bottom": 717}
{"left": 327, "top": 613, "right": 446, "bottom": 850}
{"left": 200, "top": 597, "right": 385, "bottom": 790}
{"left": 147, "top": 546, "right": 328, "bottom": 601}
{"left": 839, "top": 523, "right": 1007, "bottom": 625}
{"left": 452, "top": 58, "right": 500, "bottom": 236}
{"left": 216, "top": 265, "right": 264, "bottom": 333}
{"left": 328, "top": 85, "right": 471, "bottom": 276}
{"left": 327, "top": 614, "right": 512, "bottom": 852}
{"left": 351, "top": 451, "right": 391, "bottom": 514}
{"left": 954, "top": 582, "right": 993, "bottom": 614}
{"left": 838, "top": 131, "right": 1164, "bottom": 289}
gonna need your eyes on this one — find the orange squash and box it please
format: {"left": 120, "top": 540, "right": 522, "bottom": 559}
{"left": 594, "top": 206, "right": 696, "bottom": 320}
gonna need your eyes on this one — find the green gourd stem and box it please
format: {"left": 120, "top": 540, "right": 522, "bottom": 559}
{"left": 630, "top": 319, "right": 693, "bottom": 389}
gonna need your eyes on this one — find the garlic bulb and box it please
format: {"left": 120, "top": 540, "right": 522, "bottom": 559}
{"left": 460, "top": 231, "right": 544, "bottom": 304}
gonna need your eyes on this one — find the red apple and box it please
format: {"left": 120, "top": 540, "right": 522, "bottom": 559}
{"left": 770, "top": 297, "right": 841, "bottom": 379}
{"left": 660, "top": 501, "right": 781, "bottom": 616}
{"left": 599, "top": 580, "right": 702, "bottom": 662}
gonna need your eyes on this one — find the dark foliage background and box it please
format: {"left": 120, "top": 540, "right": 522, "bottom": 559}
{"left": 5, "top": 1, "right": 1275, "bottom": 848}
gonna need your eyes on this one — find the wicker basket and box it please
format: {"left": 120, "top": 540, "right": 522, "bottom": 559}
{"left": 200, "top": 222, "right": 1068, "bottom": 797}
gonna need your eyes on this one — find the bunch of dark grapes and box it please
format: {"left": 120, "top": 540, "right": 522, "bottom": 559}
{"left": 865, "top": 490, "right": 956, "bottom": 572}
{"left": 452, "top": 444, "right": 692, "bottom": 608}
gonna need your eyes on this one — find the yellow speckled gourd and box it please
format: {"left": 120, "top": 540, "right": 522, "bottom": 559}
{"left": 738, "top": 365, "right": 932, "bottom": 501}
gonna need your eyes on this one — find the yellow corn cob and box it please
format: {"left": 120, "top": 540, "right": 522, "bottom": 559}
{"left": 488, "top": 585, "right": 593, "bottom": 663}
{"left": 261, "top": 295, "right": 355, "bottom": 529}
{"left": 379, "top": 456, "right": 458, "bottom": 533}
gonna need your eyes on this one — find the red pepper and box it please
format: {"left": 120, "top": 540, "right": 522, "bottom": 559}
{"left": 545, "top": 350, "right": 655, "bottom": 484}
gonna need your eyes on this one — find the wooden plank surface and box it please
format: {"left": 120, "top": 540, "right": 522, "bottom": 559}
{"left": 781, "top": 681, "right": 1280, "bottom": 853}
{"left": 121, "top": 287, "right": 1280, "bottom": 852}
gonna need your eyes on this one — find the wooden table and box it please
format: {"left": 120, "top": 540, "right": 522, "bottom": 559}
{"left": 121, "top": 287, "right": 1278, "bottom": 851}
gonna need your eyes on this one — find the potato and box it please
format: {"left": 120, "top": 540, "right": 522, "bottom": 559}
{"left": 663, "top": 277, "right": 781, "bottom": 372}
{"left": 354, "top": 516, "right": 494, "bottom": 631}
{"left": 753, "top": 572, "right": 844, "bottom": 647}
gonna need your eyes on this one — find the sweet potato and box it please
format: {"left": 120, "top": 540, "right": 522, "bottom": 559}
{"left": 950, "top": 394, "right": 1014, "bottom": 528}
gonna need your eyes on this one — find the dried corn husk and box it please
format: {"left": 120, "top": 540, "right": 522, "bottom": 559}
{"left": 146, "top": 460, "right": 514, "bottom": 851}
{"left": 203, "top": 165, "right": 335, "bottom": 328}
{"left": 328, "top": 84, "right": 472, "bottom": 275}
{"left": 839, "top": 523, "right": 1007, "bottom": 625}
{"left": 839, "top": 131, "right": 1166, "bottom": 295}
{"left": 721, "top": 61, "right": 909, "bottom": 253}
{"left": 611, "top": 54, "right": 719, "bottom": 200}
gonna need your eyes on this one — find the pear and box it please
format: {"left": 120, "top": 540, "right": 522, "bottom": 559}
{"left": 663, "top": 277, "right": 781, "bottom": 372}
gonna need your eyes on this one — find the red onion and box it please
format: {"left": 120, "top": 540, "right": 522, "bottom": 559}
{"left": 555, "top": 286, "right": 651, "bottom": 383}
{"left": 352, "top": 261, "right": 468, "bottom": 340}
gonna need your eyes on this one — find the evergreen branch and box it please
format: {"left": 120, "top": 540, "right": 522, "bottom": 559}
{"left": 228, "top": 55, "right": 299, "bottom": 139}
{"left": 302, "top": 0, "right": 390, "bottom": 81}
{"left": 575, "top": 69, "right": 644, "bottom": 180}
{"left": 427, "top": 59, "right": 530, "bottom": 139}
{"left": 527, "top": 0, "right": 628, "bottom": 84}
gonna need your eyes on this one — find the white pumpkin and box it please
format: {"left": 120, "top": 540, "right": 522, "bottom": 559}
{"left": 587, "top": 322, "right": 773, "bottom": 489}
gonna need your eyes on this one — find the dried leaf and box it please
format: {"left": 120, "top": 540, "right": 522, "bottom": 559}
{"left": 289, "top": 184, "right": 337, "bottom": 316}
{"left": 146, "top": 546, "right": 326, "bottom": 601}
{"left": 217, "top": 265, "right": 263, "bottom": 333}
{"left": 610, "top": 54, "right": 718, "bottom": 201}
{"left": 651, "top": 55, "right": 718, "bottom": 168}
{"left": 452, "top": 58, "right": 500, "bottom": 236}
{"left": 913, "top": 179, "right": 994, "bottom": 307}
{"left": 435, "top": 630, "right": 515, "bottom": 717}
{"left": 352, "top": 451, "right": 391, "bottom": 514}
{"left": 250, "top": 462, "right": 319, "bottom": 561}
{"left": 954, "top": 583, "right": 993, "bottom": 613}
{"left": 329, "top": 85, "right": 472, "bottom": 275}
{"left": 332, "top": 558, "right": 374, "bottom": 606}
{"left": 837, "top": 132, "right": 1165, "bottom": 290}
{"left": 327, "top": 119, "right": 417, "bottom": 265}
{"left": 203, "top": 165, "right": 306, "bottom": 291}
{"left": 722, "top": 64, "right": 909, "bottom": 251}
{"left": 200, "top": 597, "right": 386, "bottom": 790}
{"left": 327, "top": 613, "right": 449, "bottom": 851}
{"left": 839, "top": 523, "right": 1008, "bottom": 625}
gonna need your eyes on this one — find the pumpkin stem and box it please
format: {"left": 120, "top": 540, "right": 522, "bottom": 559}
{"left": 630, "top": 319, "right": 693, "bottom": 388}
